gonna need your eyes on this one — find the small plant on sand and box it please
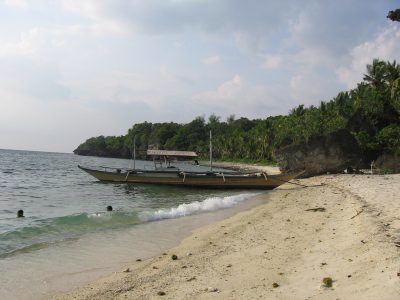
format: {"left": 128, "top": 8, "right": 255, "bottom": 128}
{"left": 322, "top": 277, "right": 333, "bottom": 288}
{"left": 171, "top": 254, "right": 178, "bottom": 260}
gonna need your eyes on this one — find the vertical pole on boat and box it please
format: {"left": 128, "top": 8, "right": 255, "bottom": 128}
{"left": 133, "top": 135, "right": 136, "bottom": 170}
{"left": 210, "top": 130, "right": 213, "bottom": 172}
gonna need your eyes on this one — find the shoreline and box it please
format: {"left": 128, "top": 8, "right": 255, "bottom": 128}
{"left": 55, "top": 173, "right": 400, "bottom": 299}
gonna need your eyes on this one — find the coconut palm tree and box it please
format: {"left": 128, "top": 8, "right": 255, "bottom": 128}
{"left": 387, "top": 9, "right": 400, "bottom": 22}
{"left": 363, "top": 59, "right": 386, "bottom": 89}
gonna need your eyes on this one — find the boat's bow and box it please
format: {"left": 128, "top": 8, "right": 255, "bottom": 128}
{"left": 78, "top": 165, "right": 129, "bottom": 182}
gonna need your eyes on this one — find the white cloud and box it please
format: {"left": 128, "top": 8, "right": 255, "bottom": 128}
{"left": 0, "top": 25, "right": 87, "bottom": 59}
{"left": 262, "top": 54, "right": 282, "bottom": 69}
{"left": 89, "top": 20, "right": 129, "bottom": 36}
{"left": 202, "top": 55, "right": 220, "bottom": 65}
{"left": 336, "top": 24, "right": 400, "bottom": 89}
{"left": 290, "top": 73, "right": 317, "bottom": 106}
{"left": 4, "top": 0, "right": 29, "bottom": 9}
{"left": 61, "top": 1, "right": 101, "bottom": 19}
{"left": 192, "top": 75, "right": 243, "bottom": 110}
{"left": 201, "top": 74, "right": 243, "bottom": 101}
{"left": 218, "top": 74, "right": 242, "bottom": 98}
{"left": 0, "top": 28, "right": 39, "bottom": 58}
{"left": 173, "top": 41, "right": 183, "bottom": 48}
{"left": 61, "top": 0, "right": 129, "bottom": 36}
{"left": 191, "top": 75, "right": 285, "bottom": 118}
{"left": 289, "top": 70, "right": 341, "bottom": 107}
{"left": 60, "top": 0, "right": 298, "bottom": 50}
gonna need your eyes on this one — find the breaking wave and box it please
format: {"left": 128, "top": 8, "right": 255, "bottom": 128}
{"left": 142, "top": 193, "right": 260, "bottom": 221}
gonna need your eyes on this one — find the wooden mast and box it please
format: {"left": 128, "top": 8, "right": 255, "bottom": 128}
{"left": 210, "top": 130, "right": 213, "bottom": 172}
{"left": 133, "top": 135, "right": 136, "bottom": 170}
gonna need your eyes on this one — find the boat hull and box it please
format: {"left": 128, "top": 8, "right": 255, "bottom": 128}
{"left": 78, "top": 165, "right": 300, "bottom": 190}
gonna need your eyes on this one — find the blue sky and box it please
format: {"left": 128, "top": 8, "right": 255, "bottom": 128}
{"left": 0, "top": 0, "right": 399, "bottom": 152}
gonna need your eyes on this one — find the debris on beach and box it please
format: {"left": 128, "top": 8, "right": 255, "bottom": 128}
{"left": 206, "top": 287, "right": 219, "bottom": 292}
{"left": 157, "top": 291, "right": 166, "bottom": 296}
{"left": 171, "top": 254, "right": 178, "bottom": 260}
{"left": 272, "top": 282, "right": 280, "bottom": 288}
{"left": 115, "top": 286, "right": 135, "bottom": 293}
{"left": 123, "top": 268, "right": 130, "bottom": 272}
{"left": 350, "top": 209, "right": 364, "bottom": 219}
{"left": 322, "top": 277, "right": 333, "bottom": 288}
{"left": 305, "top": 207, "right": 326, "bottom": 212}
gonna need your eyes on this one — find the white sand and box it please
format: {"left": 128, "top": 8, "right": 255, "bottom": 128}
{"left": 204, "top": 161, "right": 281, "bottom": 175}
{"left": 55, "top": 174, "right": 400, "bottom": 299}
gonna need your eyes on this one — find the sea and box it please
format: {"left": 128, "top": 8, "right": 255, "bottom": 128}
{"left": 0, "top": 149, "right": 267, "bottom": 299}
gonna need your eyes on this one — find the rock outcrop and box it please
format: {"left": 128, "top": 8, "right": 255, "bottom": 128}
{"left": 375, "top": 153, "right": 400, "bottom": 173}
{"left": 275, "top": 129, "right": 361, "bottom": 177}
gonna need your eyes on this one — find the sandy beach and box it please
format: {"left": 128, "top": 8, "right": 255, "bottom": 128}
{"left": 55, "top": 173, "right": 400, "bottom": 300}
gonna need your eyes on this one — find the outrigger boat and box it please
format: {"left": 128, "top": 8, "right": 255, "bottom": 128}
{"left": 78, "top": 149, "right": 302, "bottom": 190}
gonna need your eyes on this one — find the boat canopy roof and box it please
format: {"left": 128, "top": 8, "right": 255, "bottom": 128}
{"left": 147, "top": 149, "right": 198, "bottom": 158}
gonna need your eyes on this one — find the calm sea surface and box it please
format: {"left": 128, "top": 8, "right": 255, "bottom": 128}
{"left": 0, "top": 149, "right": 265, "bottom": 299}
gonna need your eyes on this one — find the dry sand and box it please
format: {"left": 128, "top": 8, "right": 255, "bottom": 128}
{"left": 55, "top": 174, "right": 400, "bottom": 300}
{"left": 203, "top": 161, "right": 281, "bottom": 175}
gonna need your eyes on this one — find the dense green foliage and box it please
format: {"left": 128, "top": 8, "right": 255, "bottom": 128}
{"left": 387, "top": 9, "right": 400, "bottom": 22}
{"left": 74, "top": 59, "right": 400, "bottom": 163}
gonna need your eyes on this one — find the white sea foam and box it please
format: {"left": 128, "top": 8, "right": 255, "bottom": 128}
{"left": 142, "top": 193, "right": 260, "bottom": 221}
{"left": 88, "top": 212, "right": 112, "bottom": 221}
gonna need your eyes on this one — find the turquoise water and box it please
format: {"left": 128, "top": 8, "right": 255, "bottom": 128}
{"left": 0, "top": 149, "right": 264, "bottom": 299}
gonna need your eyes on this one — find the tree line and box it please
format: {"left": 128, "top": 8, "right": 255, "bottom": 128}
{"left": 74, "top": 59, "right": 400, "bottom": 164}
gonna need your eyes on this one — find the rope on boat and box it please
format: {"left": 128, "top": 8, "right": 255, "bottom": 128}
{"left": 262, "top": 172, "right": 268, "bottom": 181}
{"left": 273, "top": 177, "right": 309, "bottom": 188}
{"left": 125, "top": 171, "right": 130, "bottom": 182}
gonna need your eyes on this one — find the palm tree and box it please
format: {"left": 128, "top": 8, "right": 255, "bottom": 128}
{"left": 363, "top": 59, "right": 386, "bottom": 89}
{"left": 387, "top": 9, "right": 400, "bottom": 22}
{"left": 383, "top": 61, "right": 400, "bottom": 107}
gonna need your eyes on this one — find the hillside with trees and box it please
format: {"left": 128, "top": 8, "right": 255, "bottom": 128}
{"left": 74, "top": 59, "right": 400, "bottom": 171}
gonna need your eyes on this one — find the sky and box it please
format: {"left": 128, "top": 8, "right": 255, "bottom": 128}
{"left": 0, "top": 0, "right": 399, "bottom": 153}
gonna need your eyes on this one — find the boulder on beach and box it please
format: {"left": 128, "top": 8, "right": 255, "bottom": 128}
{"left": 375, "top": 153, "right": 400, "bottom": 173}
{"left": 275, "top": 129, "right": 361, "bottom": 177}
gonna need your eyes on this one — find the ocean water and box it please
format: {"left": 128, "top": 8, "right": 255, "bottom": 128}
{"left": 0, "top": 149, "right": 265, "bottom": 299}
